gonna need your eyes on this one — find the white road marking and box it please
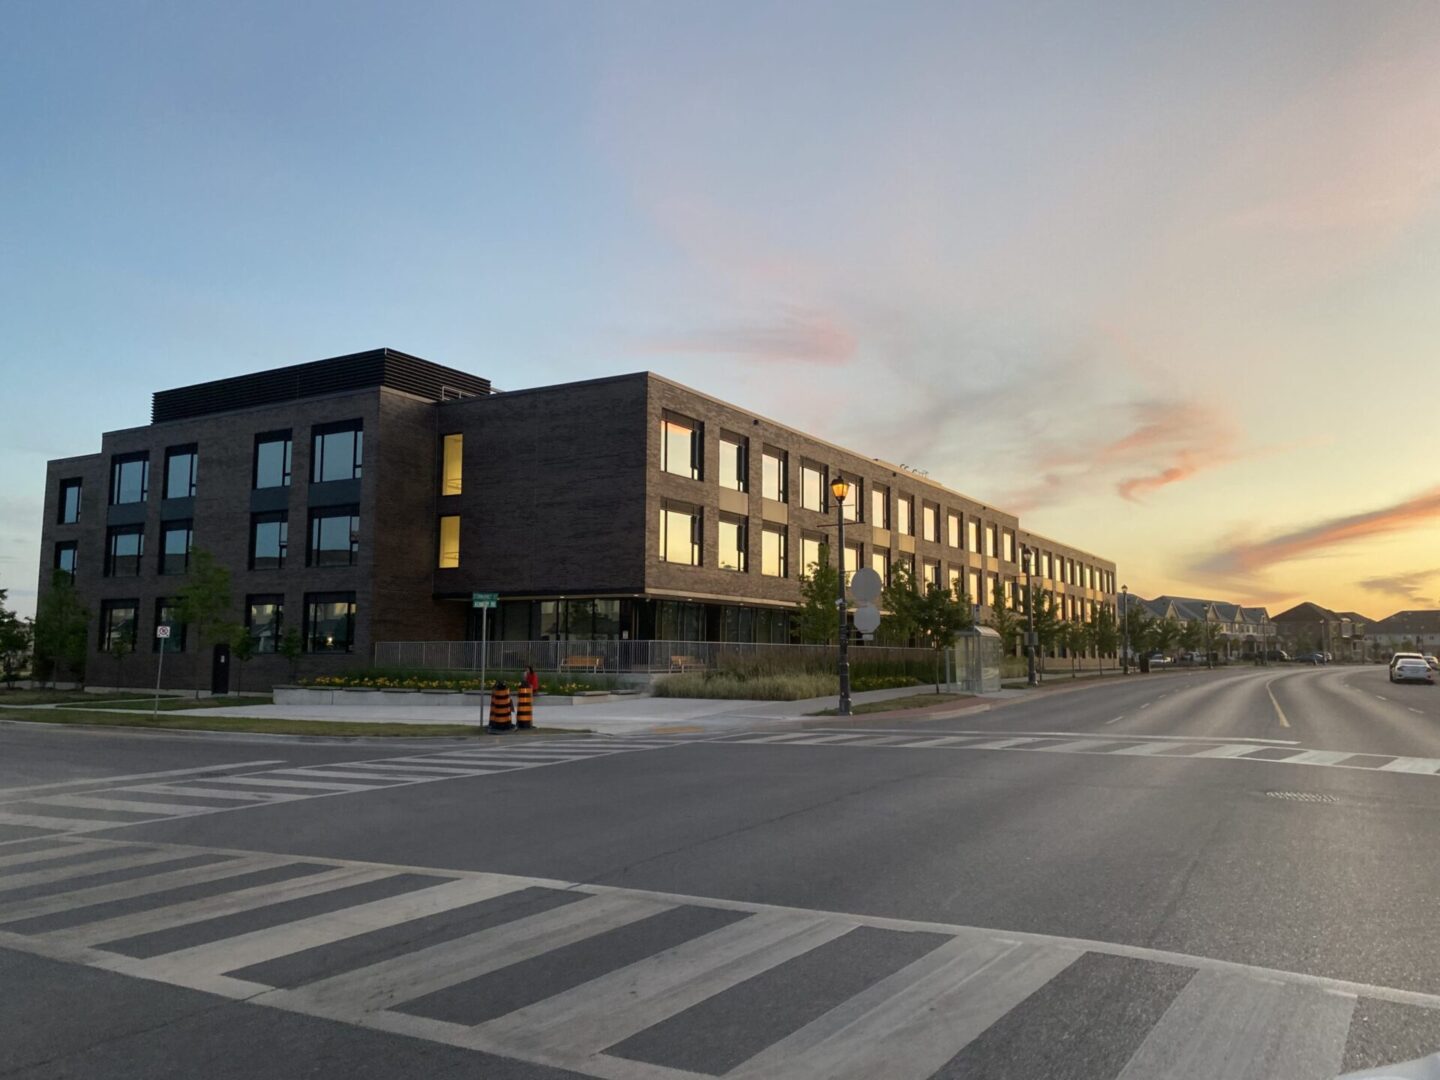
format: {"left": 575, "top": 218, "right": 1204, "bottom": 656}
{"left": 34, "top": 795, "right": 221, "bottom": 818}
{"left": 1139, "top": 702, "right": 1151, "bottom": 710}
{"left": 0, "top": 848, "right": 207, "bottom": 891}
{"left": 797, "top": 728, "right": 1300, "bottom": 745}
{"left": 122, "top": 784, "right": 301, "bottom": 803}
{"left": 1267, "top": 682, "right": 1292, "bottom": 729}
{"left": 199, "top": 776, "right": 387, "bottom": 792}
{"left": 1379, "top": 758, "right": 1440, "bottom": 775}
{"left": 0, "top": 761, "right": 287, "bottom": 801}
{"left": 1376, "top": 695, "right": 1389, "bottom": 701}
{"left": 1105, "top": 716, "right": 1126, "bottom": 724}
{"left": 1410, "top": 708, "right": 1425, "bottom": 715}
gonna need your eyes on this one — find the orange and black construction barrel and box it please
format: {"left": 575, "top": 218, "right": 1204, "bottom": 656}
{"left": 515, "top": 685, "right": 533, "bottom": 730}
{"left": 488, "top": 683, "right": 513, "bottom": 732}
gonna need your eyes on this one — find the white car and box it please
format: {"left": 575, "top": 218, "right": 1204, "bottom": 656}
{"left": 1389, "top": 652, "right": 1425, "bottom": 677}
{"left": 1392, "top": 659, "right": 1435, "bottom": 685}
{"left": 1425, "top": 655, "right": 1439, "bottom": 672}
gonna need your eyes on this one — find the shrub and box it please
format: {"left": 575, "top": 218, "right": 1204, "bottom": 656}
{"left": 652, "top": 671, "right": 919, "bottom": 700}
{"left": 298, "top": 668, "right": 614, "bottom": 696}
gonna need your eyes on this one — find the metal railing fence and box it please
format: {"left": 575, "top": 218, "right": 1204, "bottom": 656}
{"left": 373, "top": 639, "right": 938, "bottom": 674}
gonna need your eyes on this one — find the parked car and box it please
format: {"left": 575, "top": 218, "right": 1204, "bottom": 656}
{"left": 1392, "top": 659, "right": 1435, "bottom": 685}
{"left": 1146, "top": 652, "right": 1173, "bottom": 668}
{"left": 1424, "top": 655, "right": 1439, "bottom": 672}
{"left": 1297, "top": 652, "right": 1326, "bottom": 665}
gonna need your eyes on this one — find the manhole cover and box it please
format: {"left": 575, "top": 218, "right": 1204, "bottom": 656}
{"left": 1265, "top": 790, "right": 1340, "bottom": 804}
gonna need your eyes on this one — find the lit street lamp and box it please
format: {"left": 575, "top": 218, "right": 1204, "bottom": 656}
{"left": 831, "top": 474, "right": 852, "bottom": 716}
{"left": 1121, "top": 584, "right": 1130, "bottom": 675}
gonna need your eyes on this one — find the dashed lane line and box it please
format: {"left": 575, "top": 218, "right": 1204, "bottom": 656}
{"left": 1266, "top": 681, "right": 1292, "bottom": 729}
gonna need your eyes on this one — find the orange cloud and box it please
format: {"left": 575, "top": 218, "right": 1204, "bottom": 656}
{"left": 1195, "top": 486, "right": 1440, "bottom": 578}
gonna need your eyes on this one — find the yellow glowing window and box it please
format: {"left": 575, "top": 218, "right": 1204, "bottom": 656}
{"left": 438, "top": 515, "right": 460, "bottom": 568}
{"left": 442, "top": 434, "right": 463, "bottom": 496}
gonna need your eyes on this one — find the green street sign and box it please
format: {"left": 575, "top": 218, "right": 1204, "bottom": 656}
{"left": 471, "top": 592, "right": 499, "bottom": 609}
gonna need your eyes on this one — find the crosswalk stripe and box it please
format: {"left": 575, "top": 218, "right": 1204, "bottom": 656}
{"left": 261, "top": 770, "right": 418, "bottom": 783}
{"left": 199, "top": 777, "right": 385, "bottom": 792}
{"left": 469, "top": 911, "right": 854, "bottom": 1063}
{"left": 901, "top": 736, "right": 982, "bottom": 748}
{"left": 0, "top": 840, "right": 113, "bottom": 870}
{"left": 0, "top": 811, "right": 137, "bottom": 833}
{"left": 278, "top": 893, "right": 674, "bottom": 1019}
{"left": 1108, "top": 742, "right": 1191, "bottom": 756}
{"left": 1378, "top": 757, "right": 1440, "bottom": 775}
{"left": 137, "top": 875, "right": 524, "bottom": 993}
{"left": 728, "top": 936, "right": 1080, "bottom": 1080}
{"left": 50, "top": 866, "right": 398, "bottom": 947}
{"left": 1113, "top": 968, "right": 1355, "bottom": 1079}
{"left": 122, "top": 784, "right": 301, "bottom": 803}
{"left": 0, "top": 761, "right": 287, "bottom": 801}
{"left": 967, "top": 737, "right": 1041, "bottom": 750}
{"left": 1284, "top": 750, "right": 1356, "bottom": 766}
{"left": 35, "top": 795, "right": 219, "bottom": 818}
{"left": 1192, "top": 744, "right": 1266, "bottom": 759}
{"left": 331, "top": 763, "right": 487, "bottom": 775}
{"left": 0, "top": 848, "right": 211, "bottom": 891}
{"left": 0, "top": 855, "right": 287, "bottom": 923}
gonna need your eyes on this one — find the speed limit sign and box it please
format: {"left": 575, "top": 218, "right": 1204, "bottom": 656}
{"left": 155, "top": 625, "right": 172, "bottom": 639}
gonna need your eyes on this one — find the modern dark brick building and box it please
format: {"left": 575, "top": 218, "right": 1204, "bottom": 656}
{"left": 37, "top": 349, "right": 1117, "bottom": 690}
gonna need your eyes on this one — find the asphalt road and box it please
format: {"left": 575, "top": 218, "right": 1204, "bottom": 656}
{"left": 2, "top": 664, "right": 1439, "bottom": 1079}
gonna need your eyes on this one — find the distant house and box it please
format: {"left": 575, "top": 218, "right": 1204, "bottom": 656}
{"left": 1126, "top": 594, "right": 1274, "bottom": 660}
{"left": 1270, "top": 602, "right": 1371, "bottom": 660}
{"left": 1365, "top": 611, "right": 1440, "bottom": 654}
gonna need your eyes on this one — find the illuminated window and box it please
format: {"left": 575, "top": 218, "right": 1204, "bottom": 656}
{"left": 441, "top": 434, "right": 463, "bottom": 496}
{"left": 662, "top": 413, "right": 702, "bottom": 480}
{"left": 659, "top": 502, "right": 700, "bottom": 565}
{"left": 718, "top": 515, "right": 747, "bottom": 571}
{"left": 947, "top": 512, "right": 960, "bottom": 547}
{"left": 838, "top": 475, "right": 859, "bottom": 522}
{"left": 1002, "top": 530, "right": 1015, "bottom": 563}
{"left": 872, "top": 551, "right": 890, "bottom": 584}
{"left": 305, "top": 592, "right": 356, "bottom": 653}
{"left": 761, "top": 527, "right": 787, "bottom": 577}
{"left": 800, "top": 536, "right": 824, "bottom": 577}
{"left": 897, "top": 496, "right": 914, "bottom": 536}
{"left": 923, "top": 559, "right": 940, "bottom": 588}
{"left": 844, "top": 543, "right": 862, "bottom": 583}
{"left": 720, "top": 435, "right": 748, "bottom": 492}
{"left": 969, "top": 570, "right": 981, "bottom": 606}
{"left": 984, "top": 524, "right": 997, "bottom": 558}
{"left": 438, "top": 515, "right": 460, "bottom": 568}
{"left": 800, "top": 462, "right": 827, "bottom": 512}
{"left": 967, "top": 519, "right": 979, "bottom": 552}
{"left": 922, "top": 503, "right": 938, "bottom": 542}
{"left": 762, "top": 449, "right": 787, "bottom": 501}
{"left": 871, "top": 485, "right": 890, "bottom": 529}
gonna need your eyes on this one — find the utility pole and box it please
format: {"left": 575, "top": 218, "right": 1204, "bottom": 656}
{"left": 1121, "top": 584, "right": 1130, "bottom": 675}
{"left": 1024, "top": 546, "right": 1038, "bottom": 687}
{"left": 832, "top": 475, "right": 852, "bottom": 716}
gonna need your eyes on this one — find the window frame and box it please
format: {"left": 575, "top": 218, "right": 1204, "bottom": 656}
{"left": 800, "top": 535, "right": 825, "bottom": 579}
{"left": 761, "top": 449, "right": 788, "bottom": 502}
{"left": 871, "top": 484, "right": 890, "bottom": 529}
{"left": 159, "top": 520, "right": 194, "bottom": 575}
{"left": 109, "top": 453, "right": 149, "bottom": 506}
{"left": 249, "top": 512, "right": 289, "bottom": 571}
{"left": 99, "top": 599, "right": 139, "bottom": 653}
{"left": 58, "top": 478, "right": 82, "bottom": 524}
{"left": 163, "top": 444, "right": 198, "bottom": 500}
{"left": 104, "top": 524, "right": 145, "bottom": 577}
{"left": 246, "top": 594, "right": 285, "bottom": 654}
{"left": 717, "top": 514, "right": 748, "bottom": 572}
{"left": 438, "top": 514, "right": 461, "bottom": 569}
{"left": 441, "top": 433, "right": 463, "bottom": 496}
{"left": 307, "top": 506, "right": 360, "bottom": 568}
{"left": 761, "top": 526, "right": 788, "bottom": 578}
{"left": 311, "top": 420, "right": 364, "bottom": 484}
{"left": 660, "top": 412, "right": 702, "bottom": 481}
{"left": 718, "top": 433, "right": 748, "bottom": 493}
{"left": 838, "top": 475, "right": 860, "bottom": 522}
{"left": 922, "top": 502, "right": 939, "bottom": 543}
{"left": 658, "top": 501, "right": 701, "bottom": 566}
{"left": 897, "top": 495, "right": 914, "bottom": 536}
{"left": 53, "top": 541, "right": 78, "bottom": 582}
{"left": 304, "top": 591, "right": 357, "bottom": 654}
{"left": 253, "top": 430, "right": 293, "bottom": 490}
{"left": 153, "top": 598, "right": 187, "bottom": 653}
{"left": 947, "top": 512, "right": 960, "bottom": 548}
{"left": 799, "top": 461, "right": 828, "bottom": 513}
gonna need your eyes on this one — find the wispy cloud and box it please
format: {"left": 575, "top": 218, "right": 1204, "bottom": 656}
{"left": 1358, "top": 567, "right": 1440, "bottom": 606}
{"left": 637, "top": 305, "right": 856, "bottom": 365}
{"left": 1193, "top": 486, "right": 1440, "bottom": 579}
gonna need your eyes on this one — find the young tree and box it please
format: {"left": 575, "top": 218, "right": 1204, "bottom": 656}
{"left": 796, "top": 543, "right": 841, "bottom": 645}
{"left": 32, "top": 572, "right": 90, "bottom": 687}
{"left": 1032, "top": 590, "right": 1061, "bottom": 674}
{"left": 1198, "top": 620, "right": 1223, "bottom": 668}
{"left": 989, "top": 578, "right": 1021, "bottom": 656}
{"left": 913, "top": 583, "right": 973, "bottom": 691}
{"left": 880, "top": 559, "right": 922, "bottom": 646}
{"left": 1152, "top": 616, "right": 1181, "bottom": 658}
{"left": 110, "top": 634, "right": 133, "bottom": 688}
{"left": 279, "top": 627, "right": 304, "bottom": 683}
{"left": 227, "top": 622, "right": 255, "bottom": 697}
{"left": 0, "top": 589, "right": 32, "bottom": 689}
{"left": 177, "top": 549, "right": 233, "bottom": 697}
{"left": 1178, "top": 621, "right": 1202, "bottom": 658}
{"left": 1061, "top": 620, "right": 1090, "bottom": 678}
{"left": 1088, "top": 605, "right": 1119, "bottom": 672}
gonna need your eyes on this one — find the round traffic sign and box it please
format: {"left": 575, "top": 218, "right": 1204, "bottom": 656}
{"left": 850, "top": 566, "right": 883, "bottom": 603}
{"left": 854, "top": 604, "right": 882, "bottom": 635}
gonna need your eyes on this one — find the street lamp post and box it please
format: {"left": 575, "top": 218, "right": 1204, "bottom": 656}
{"left": 1023, "top": 546, "right": 1038, "bottom": 686}
{"left": 831, "top": 475, "right": 852, "bottom": 717}
{"left": 1121, "top": 584, "right": 1130, "bottom": 675}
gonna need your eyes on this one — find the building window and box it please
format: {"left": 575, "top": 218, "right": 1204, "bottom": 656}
{"left": 160, "top": 521, "right": 193, "bottom": 575}
{"left": 254, "top": 431, "right": 293, "bottom": 489}
{"left": 154, "top": 599, "right": 186, "bottom": 653}
{"left": 800, "top": 535, "right": 824, "bottom": 577}
{"left": 760, "top": 449, "right": 787, "bottom": 502}
{"left": 845, "top": 543, "right": 862, "bottom": 584}
{"left": 105, "top": 525, "right": 144, "bottom": 577}
{"left": 948, "top": 567, "right": 961, "bottom": 596}
{"left": 661, "top": 412, "right": 702, "bottom": 480}
{"left": 109, "top": 454, "right": 149, "bottom": 505}
{"left": 718, "top": 515, "right": 747, "bottom": 572}
{"left": 249, "top": 512, "right": 288, "bottom": 570}
{"left": 246, "top": 595, "right": 284, "bottom": 654}
{"left": 100, "top": 600, "right": 138, "bottom": 653}
{"left": 164, "top": 445, "right": 197, "bottom": 499}
{"left": 800, "top": 461, "right": 827, "bottom": 512}
{"left": 441, "top": 434, "right": 463, "bottom": 496}
{"left": 871, "top": 484, "right": 890, "bottom": 529}
{"left": 761, "top": 526, "right": 787, "bottom": 578}
{"left": 659, "top": 501, "right": 700, "bottom": 565}
{"left": 969, "top": 570, "right": 982, "bottom": 607}
{"left": 967, "top": 519, "right": 979, "bottom": 553}
{"left": 897, "top": 496, "right": 914, "bottom": 536}
{"left": 838, "top": 475, "right": 860, "bottom": 522}
{"left": 308, "top": 507, "right": 360, "bottom": 567}
{"left": 719, "top": 434, "right": 748, "bottom": 492}
{"left": 438, "top": 515, "right": 460, "bottom": 568}
{"left": 985, "top": 523, "right": 997, "bottom": 558}
{"left": 922, "top": 503, "right": 939, "bottom": 543}
{"left": 1002, "top": 529, "right": 1015, "bottom": 563}
{"left": 947, "top": 512, "right": 960, "bottom": 548}
{"left": 305, "top": 592, "right": 356, "bottom": 653}
{"left": 872, "top": 551, "right": 890, "bottom": 584}
{"left": 58, "top": 479, "right": 82, "bottom": 524}
{"left": 312, "top": 421, "right": 363, "bottom": 483}
{"left": 923, "top": 559, "right": 940, "bottom": 588}
{"left": 898, "top": 552, "right": 915, "bottom": 581}
{"left": 54, "top": 541, "right": 77, "bottom": 582}
{"left": 1084, "top": 565, "right": 1093, "bottom": 589}
{"left": 1041, "top": 552, "right": 1052, "bottom": 579}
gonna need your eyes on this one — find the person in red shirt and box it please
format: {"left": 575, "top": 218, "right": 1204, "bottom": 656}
{"left": 522, "top": 666, "right": 540, "bottom": 694}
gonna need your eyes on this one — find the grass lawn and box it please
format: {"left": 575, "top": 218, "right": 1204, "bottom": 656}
{"left": 0, "top": 689, "right": 161, "bottom": 706}
{"left": 80, "top": 696, "right": 274, "bottom": 711}
{"left": 811, "top": 692, "right": 972, "bottom": 717}
{"left": 0, "top": 707, "right": 585, "bottom": 738}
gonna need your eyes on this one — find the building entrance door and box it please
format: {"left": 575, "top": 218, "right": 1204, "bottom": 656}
{"left": 210, "top": 643, "right": 230, "bottom": 695}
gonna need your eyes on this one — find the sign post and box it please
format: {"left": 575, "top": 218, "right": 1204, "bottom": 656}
{"left": 472, "top": 593, "right": 498, "bottom": 734}
{"left": 153, "top": 625, "right": 172, "bottom": 719}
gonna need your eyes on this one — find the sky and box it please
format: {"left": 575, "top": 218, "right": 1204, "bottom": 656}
{"left": 3, "top": 1, "right": 1438, "bottom": 622}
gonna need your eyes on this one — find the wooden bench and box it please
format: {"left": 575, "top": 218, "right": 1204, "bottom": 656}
{"left": 668, "top": 655, "right": 706, "bottom": 673}
{"left": 559, "top": 656, "right": 604, "bottom": 674}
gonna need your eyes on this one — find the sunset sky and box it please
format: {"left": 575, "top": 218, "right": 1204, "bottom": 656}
{"left": 3, "top": 1, "right": 1438, "bottom": 620}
